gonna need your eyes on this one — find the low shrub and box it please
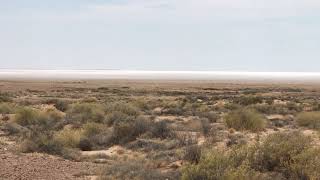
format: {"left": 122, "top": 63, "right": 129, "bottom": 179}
{"left": 131, "top": 98, "right": 153, "bottom": 112}
{"left": 162, "top": 101, "right": 185, "bottom": 116}
{"left": 0, "top": 103, "right": 14, "bottom": 114}
{"left": 105, "top": 111, "right": 132, "bottom": 126}
{"left": 252, "top": 104, "right": 297, "bottom": 115}
{"left": 181, "top": 146, "right": 259, "bottom": 180}
{"left": 14, "top": 107, "right": 64, "bottom": 130}
{"left": 53, "top": 128, "right": 82, "bottom": 148}
{"left": 234, "top": 95, "right": 263, "bottom": 106}
{"left": 3, "top": 122, "right": 28, "bottom": 135}
{"left": 225, "top": 108, "right": 266, "bottom": 132}
{"left": 253, "top": 131, "right": 311, "bottom": 174}
{"left": 82, "top": 122, "right": 104, "bottom": 138}
{"left": 184, "top": 145, "right": 202, "bottom": 164}
{"left": 14, "top": 107, "right": 39, "bottom": 126}
{"left": 150, "top": 121, "right": 172, "bottom": 139}
{"left": 67, "top": 103, "right": 105, "bottom": 124}
{"left": 112, "top": 116, "right": 150, "bottom": 144}
{"left": 296, "top": 111, "right": 320, "bottom": 129}
{"left": 45, "top": 99, "right": 69, "bottom": 112}
{"left": 0, "top": 92, "right": 12, "bottom": 102}
{"left": 20, "top": 132, "right": 63, "bottom": 155}
{"left": 289, "top": 148, "right": 320, "bottom": 179}
{"left": 181, "top": 131, "right": 317, "bottom": 179}
{"left": 105, "top": 102, "right": 140, "bottom": 117}
{"left": 200, "top": 118, "right": 210, "bottom": 136}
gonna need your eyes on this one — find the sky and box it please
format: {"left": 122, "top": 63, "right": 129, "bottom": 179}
{"left": 0, "top": 0, "right": 320, "bottom": 71}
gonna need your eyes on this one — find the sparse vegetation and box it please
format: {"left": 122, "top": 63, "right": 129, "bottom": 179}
{"left": 99, "top": 160, "right": 178, "bottom": 180}
{"left": 1, "top": 81, "right": 320, "bottom": 179}
{"left": 0, "top": 92, "right": 12, "bottom": 102}
{"left": 54, "top": 128, "right": 82, "bottom": 148}
{"left": 182, "top": 131, "right": 318, "bottom": 180}
{"left": 44, "top": 99, "right": 69, "bottom": 112}
{"left": 225, "top": 108, "right": 266, "bottom": 132}
{"left": 0, "top": 103, "right": 14, "bottom": 114}
{"left": 296, "top": 111, "right": 320, "bottom": 129}
{"left": 67, "top": 103, "right": 105, "bottom": 124}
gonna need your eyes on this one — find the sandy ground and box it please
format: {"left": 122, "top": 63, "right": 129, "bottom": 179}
{"left": 0, "top": 130, "right": 101, "bottom": 180}
{"left": 0, "top": 152, "right": 101, "bottom": 180}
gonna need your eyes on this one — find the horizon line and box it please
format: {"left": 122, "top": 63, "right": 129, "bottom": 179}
{"left": 1, "top": 69, "right": 320, "bottom": 74}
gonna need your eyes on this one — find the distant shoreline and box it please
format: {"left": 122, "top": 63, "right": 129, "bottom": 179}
{"left": 0, "top": 70, "right": 320, "bottom": 82}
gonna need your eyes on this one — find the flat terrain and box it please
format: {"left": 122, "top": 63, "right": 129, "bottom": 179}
{"left": 0, "top": 80, "right": 320, "bottom": 179}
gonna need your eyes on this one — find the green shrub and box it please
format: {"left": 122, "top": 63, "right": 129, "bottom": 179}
{"left": 286, "top": 102, "right": 303, "bottom": 112}
{"left": 289, "top": 148, "right": 320, "bottom": 179}
{"left": 234, "top": 96, "right": 263, "bottom": 106}
{"left": 67, "top": 103, "right": 105, "bottom": 124}
{"left": 0, "top": 92, "right": 12, "bottom": 102}
{"left": 151, "top": 121, "right": 172, "bottom": 139}
{"left": 225, "top": 108, "right": 266, "bottom": 132}
{"left": 181, "top": 146, "right": 259, "bottom": 180}
{"left": 112, "top": 116, "right": 150, "bottom": 144}
{"left": 20, "top": 132, "right": 63, "bottom": 155}
{"left": 184, "top": 145, "right": 202, "bottom": 164}
{"left": 0, "top": 103, "right": 14, "bottom": 114}
{"left": 296, "top": 111, "right": 320, "bottom": 129}
{"left": 131, "top": 98, "right": 153, "bottom": 112}
{"left": 82, "top": 122, "right": 104, "bottom": 138}
{"left": 253, "top": 131, "right": 311, "bottom": 173}
{"left": 45, "top": 99, "right": 69, "bottom": 112}
{"left": 105, "top": 111, "right": 132, "bottom": 126}
{"left": 162, "top": 100, "right": 185, "bottom": 115}
{"left": 3, "top": 122, "right": 28, "bottom": 135}
{"left": 54, "top": 128, "right": 82, "bottom": 148}
{"left": 14, "top": 107, "right": 64, "bottom": 131}
{"left": 181, "top": 131, "right": 317, "bottom": 180}
{"left": 200, "top": 118, "right": 210, "bottom": 136}
{"left": 252, "top": 103, "right": 298, "bottom": 115}
{"left": 14, "top": 107, "right": 39, "bottom": 126}
{"left": 106, "top": 102, "right": 140, "bottom": 117}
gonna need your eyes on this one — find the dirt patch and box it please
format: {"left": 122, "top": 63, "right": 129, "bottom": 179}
{"left": 81, "top": 145, "right": 144, "bottom": 160}
{"left": 0, "top": 152, "right": 101, "bottom": 180}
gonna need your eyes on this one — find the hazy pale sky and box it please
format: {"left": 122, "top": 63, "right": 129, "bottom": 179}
{"left": 1, "top": 0, "right": 320, "bottom": 71}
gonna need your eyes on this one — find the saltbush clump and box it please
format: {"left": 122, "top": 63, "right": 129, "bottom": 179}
{"left": 67, "top": 103, "right": 105, "bottom": 124}
{"left": 105, "top": 102, "right": 140, "bottom": 117}
{"left": 111, "top": 116, "right": 150, "bottom": 144}
{"left": 234, "top": 95, "right": 263, "bottom": 106}
{"left": 0, "top": 103, "right": 14, "bottom": 114}
{"left": 253, "top": 131, "right": 311, "bottom": 173}
{"left": 182, "top": 146, "right": 259, "bottom": 180}
{"left": 44, "top": 99, "right": 69, "bottom": 112}
{"left": 181, "top": 131, "right": 317, "bottom": 180}
{"left": 14, "top": 107, "right": 64, "bottom": 130}
{"left": 296, "top": 111, "right": 320, "bottom": 129}
{"left": 225, "top": 108, "right": 266, "bottom": 132}
{"left": 53, "top": 128, "right": 82, "bottom": 148}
